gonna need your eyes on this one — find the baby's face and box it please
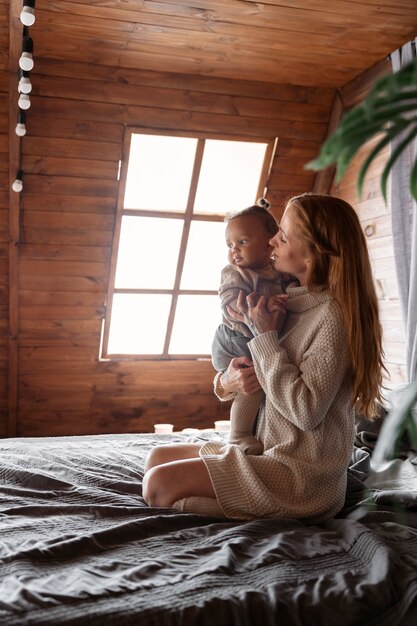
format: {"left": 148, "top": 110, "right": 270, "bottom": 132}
{"left": 225, "top": 215, "right": 272, "bottom": 270}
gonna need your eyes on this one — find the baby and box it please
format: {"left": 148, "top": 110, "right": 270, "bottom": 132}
{"left": 212, "top": 199, "right": 297, "bottom": 455}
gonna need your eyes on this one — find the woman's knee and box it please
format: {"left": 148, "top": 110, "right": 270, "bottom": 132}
{"left": 143, "top": 446, "right": 165, "bottom": 473}
{"left": 144, "top": 443, "right": 202, "bottom": 474}
{"left": 142, "top": 456, "right": 213, "bottom": 508}
{"left": 142, "top": 465, "right": 170, "bottom": 508}
{"left": 142, "top": 465, "right": 153, "bottom": 506}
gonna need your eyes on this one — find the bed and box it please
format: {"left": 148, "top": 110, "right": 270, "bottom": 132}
{"left": 1, "top": 425, "right": 417, "bottom": 626}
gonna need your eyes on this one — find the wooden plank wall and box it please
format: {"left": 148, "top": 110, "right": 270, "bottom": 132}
{"left": 331, "top": 59, "right": 407, "bottom": 392}
{"left": 13, "top": 57, "right": 333, "bottom": 436}
{"left": 332, "top": 141, "right": 406, "bottom": 391}
{"left": 0, "top": 0, "right": 9, "bottom": 437}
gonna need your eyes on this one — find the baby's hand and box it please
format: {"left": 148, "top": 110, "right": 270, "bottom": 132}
{"left": 267, "top": 294, "right": 288, "bottom": 334}
{"left": 267, "top": 294, "right": 288, "bottom": 313}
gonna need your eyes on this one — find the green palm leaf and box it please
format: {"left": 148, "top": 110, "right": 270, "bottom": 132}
{"left": 357, "top": 131, "right": 397, "bottom": 199}
{"left": 306, "top": 58, "right": 417, "bottom": 201}
{"left": 381, "top": 124, "right": 417, "bottom": 200}
{"left": 411, "top": 151, "right": 417, "bottom": 200}
{"left": 372, "top": 382, "right": 417, "bottom": 467}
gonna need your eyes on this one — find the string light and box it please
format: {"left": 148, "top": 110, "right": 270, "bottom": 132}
{"left": 15, "top": 111, "right": 26, "bottom": 137}
{"left": 20, "top": 1, "right": 36, "bottom": 27}
{"left": 14, "top": 11, "right": 37, "bottom": 193}
{"left": 12, "top": 170, "right": 23, "bottom": 193}
{"left": 18, "top": 68, "right": 32, "bottom": 94}
{"left": 19, "top": 35, "right": 34, "bottom": 71}
{"left": 18, "top": 92, "right": 31, "bottom": 109}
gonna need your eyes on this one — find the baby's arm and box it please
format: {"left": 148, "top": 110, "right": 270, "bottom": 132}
{"left": 219, "top": 266, "right": 253, "bottom": 337}
{"left": 267, "top": 294, "right": 289, "bottom": 312}
{"left": 267, "top": 294, "right": 289, "bottom": 335}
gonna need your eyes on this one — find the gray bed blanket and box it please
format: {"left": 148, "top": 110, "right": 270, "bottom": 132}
{"left": 0, "top": 432, "right": 417, "bottom": 626}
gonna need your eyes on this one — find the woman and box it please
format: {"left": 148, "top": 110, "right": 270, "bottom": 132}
{"left": 143, "top": 193, "right": 385, "bottom": 522}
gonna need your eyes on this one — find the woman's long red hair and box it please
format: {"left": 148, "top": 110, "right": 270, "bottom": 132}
{"left": 287, "top": 193, "right": 385, "bottom": 417}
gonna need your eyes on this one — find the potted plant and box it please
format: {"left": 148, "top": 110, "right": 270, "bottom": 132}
{"left": 306, "top": 59, "right": 417, "bottom": 465}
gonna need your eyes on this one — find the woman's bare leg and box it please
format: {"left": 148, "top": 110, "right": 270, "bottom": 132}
{"left": 142, "top": 456, "right": 215, "bottom": 508}
{"left": 143, "top": 442, "right": 214, "bottom": 508}
{"left": 144, "top": 443, "right": 203, "bottom": 473}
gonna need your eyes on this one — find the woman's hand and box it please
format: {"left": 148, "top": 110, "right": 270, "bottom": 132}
{"left": 220, "top": 356, "right": 262, "bottom": 395}
{"left": 227, "top": 290, "right": 288, "bottom": 336}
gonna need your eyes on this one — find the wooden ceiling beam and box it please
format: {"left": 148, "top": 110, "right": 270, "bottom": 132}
{"left": 341, "top": 57, "right": 391, "bottom": 109}
{"left": 312, "top": 90, "right": 344, "bottom": 195}
{"left": 312, "top": 56, "right": 393, "bottom": 195}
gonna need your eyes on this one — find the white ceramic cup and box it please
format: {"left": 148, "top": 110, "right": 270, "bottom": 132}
{"left": 214, "top": 420, "right": 231, "bottom": 432}
{"left": 154, "top": 423, "right": 174, "bottom": 434}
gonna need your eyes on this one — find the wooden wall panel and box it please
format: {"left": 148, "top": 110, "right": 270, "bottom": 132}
{"left": 330, "top": 58, "right": 407, "bottom": 393}
{"left": 15, "top": 58, "right": 334, "bottom": 436}
{"left": 332, "top": 139, "right": 407, "bottom": 391}
{"left": 0, "top": 0, "right": 8, "bottom": 437}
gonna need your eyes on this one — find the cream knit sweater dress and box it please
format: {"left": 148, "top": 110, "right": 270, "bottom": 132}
{"left": 176, "top": 287, "right": 355, "bottom": 523}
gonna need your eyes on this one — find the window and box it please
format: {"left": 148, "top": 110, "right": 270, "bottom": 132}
{"left": 102, "top": 129, "right": 277, "bottom": 360}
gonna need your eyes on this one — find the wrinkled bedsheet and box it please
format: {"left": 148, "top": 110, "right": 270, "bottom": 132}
{"left": 1, "top": 432, "right": 417, "bottom": 626}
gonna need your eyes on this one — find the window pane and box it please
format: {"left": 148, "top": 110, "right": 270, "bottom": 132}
{"left": 169, "top": 295, "right": 221, "bottom": 354}
{"left": 124, "top": 134, "right": 198, "bottom": 212}
{"left": 181, "top": 220, "right": 228, "bottom": 290}
{"left": 115, "top": 216, "right": 183, "bottom": 289}
{"left": 194, "top": 140, "right": 268, "bottom": 214}
{"left": 108, "top": 294, "right": 171, "bottom": 354}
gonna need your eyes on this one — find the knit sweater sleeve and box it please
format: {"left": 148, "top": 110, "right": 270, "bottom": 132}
{"left": 219, "top": 265, "right": 253, "bottom": 337}
{"left": 248, "top": 306, "right": 351, "bottom": 431}
{"left": 219, "top": 266, "right": 249, "bottom": 315}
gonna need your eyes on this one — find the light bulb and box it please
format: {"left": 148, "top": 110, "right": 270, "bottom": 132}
{"left": 15, "top": 111, "right": 26, "bottom": 137}
{"left": 19, "top": 36, "right": 34, "bottom": 71}
{"left": 20, "top": 1, "right": 36, "bottom": 27}
{"left": 19, "top": 52, "right": 34, "bottom": 71}
{"left": 20, "top": 7, "right": 35, "bottom": 26}
{"left": 18, "top": 75, "right": 32, "bottom": 94}
{"left": 18, "top": 93, "right": 31, "bottom": 109}
{"left": 12, "top": 170, "right": 23, "bottom": 193}
{"left": 12, "top": 179, "right": 23, "bottom": 193}
{"left": 15, "top": 122, "right": 26, "bottom": 137}
{"left": 15, "top": 124, "right": 26, "bottom": 137}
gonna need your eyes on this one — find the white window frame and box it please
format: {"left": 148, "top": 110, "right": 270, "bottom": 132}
{"left": 101, "top": 127, "right": 277, "bottom": 361}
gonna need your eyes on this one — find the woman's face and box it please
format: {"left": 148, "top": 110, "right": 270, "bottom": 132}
{"left": 269, "top": 205, "right": 312, "bottom": 286}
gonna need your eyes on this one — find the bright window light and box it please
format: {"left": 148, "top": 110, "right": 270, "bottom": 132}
{"left": 169, "top": 295, "right": 221, "bottom": 354}
{"left": 124, "top": 134, "right": 198, "bottom": 212}
{"left": 108, "top": 294, "right": 171, "bottom": 354}
{"left": 115, "top": 216, "right": 183, "bottom": 289}
{"left": 194, "top": 140, "right": 268, "bottom": 214}
{"left": 180, "top": 220, "right": 227, "bottom": 290}
{"left": 105, "top": 131, "right": 275, "bottom": 358}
